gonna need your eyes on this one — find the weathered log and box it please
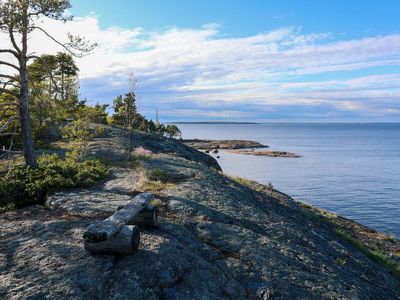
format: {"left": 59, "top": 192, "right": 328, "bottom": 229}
{"left": 83, "top": 193, "right": 154, "bottom": 243}
{"left": 117, "top": 204, "right": 159, "bottom": 228}
{"left": 84, "top": 225, "right": 140, "bottom": 254}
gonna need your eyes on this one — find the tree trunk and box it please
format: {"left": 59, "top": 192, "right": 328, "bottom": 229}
{"left": 84, "top": 225, "right": 140, "bottom": 254}
{"left": 83, "top": 193, "right": 155, "bottom": 243}
{"left": 61, "top": 70, "right": 64, "bottom": 101}
{"left": 19, "top": 59, "right": 37, "bottom": 168}
{"left": 117, "top": 204, "right": 159, "bottom": 228}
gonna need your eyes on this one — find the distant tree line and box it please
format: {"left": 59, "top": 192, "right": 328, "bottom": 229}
{"left": 111, "top": 92, "right": 181, "bottom": 139}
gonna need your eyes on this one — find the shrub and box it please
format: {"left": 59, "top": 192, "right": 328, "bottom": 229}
{"left": 0, "top": 152, "right": 108, "bottom": 211}
{"left": 148, "top": 168, "right": 187, "bottom": 183}
{"left": 148, "top": 168, "right": 168, "bottom": 182}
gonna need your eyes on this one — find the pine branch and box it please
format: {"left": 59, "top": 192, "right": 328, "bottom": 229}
{"left": 30, "top": 26, "right": 95, "bottom": 58}
{"left": 0, "top": 49, "right": 19, "bottom": 58}
{"left": 0, "top": 116, "right": 18, "bottom": 133}
{"left": 0, "top": 60, "right": 19, "bottom": 71}
{"left": 26, "top": 54, "right": 61, "bottom": 93}
{"left": 0, "top": 87, "right": 19, "bottom": 98}
{"left": 0, "top": 74, "right": 19, "bottom": 82}
{"left": 1, "top": 80, "right": 20, "bottom": 89}
{"left": 8, "top": 27, "right": 22, "bottom": 55}
{"left": 0, "top": 101, "right": 18, "bottom": 109}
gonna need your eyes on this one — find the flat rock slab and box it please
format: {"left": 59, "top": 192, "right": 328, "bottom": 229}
{"left": 47, "top": 168, "right": 138, "bottom": 216}
{"left": 182, "top": 139, "right": 267, "bottom": 150}
{"left": 0, "top": 206, "right": 246, "bottom": 300}
{"left": 227, "top": 149, "right": 301, "bottom": 157}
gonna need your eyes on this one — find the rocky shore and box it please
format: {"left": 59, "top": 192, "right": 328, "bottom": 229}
{"left": 227, "top": 149, "right": 301, "bottom": 158}
{"left": 1, "top": 126, "right": 399, "bottom": 299}
{"left": 182, "top": 139, "right": 301, "bottom": 158}
{"left": 182, "top": 139, "right": 267, "bottom": 150}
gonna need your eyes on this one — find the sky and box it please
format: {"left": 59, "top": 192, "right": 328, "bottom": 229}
{"left": 3, "top": 0, "right": 400, "bottom": 122}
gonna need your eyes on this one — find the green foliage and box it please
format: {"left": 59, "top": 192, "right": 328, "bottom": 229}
{"left": 148, "top": 168, "right": 187, "bottom": 183}
{"left": 61, "top": 119, "right": 93, "bottom": 141}
{"left": 87, "top": 103, "right": 109, "bottom": 125}
{"left": 24, "top": 53, "right": 107, "bottom": 144}
{"left": 334, "top": 228, "right": 400, "bottom": 278}
{"left": 28, "top": 53, "right": 79, "bottom": 139}
{"left": 231, "top": 176, "right": 254, "bottom": 187}
{"left": 300, "top": 204, "right": 400, "bottom": 279}
{"left": 148, "top": 168, "right": 169, "bottom": 182}
{"left": 0, "top": 94, "right": 19, "bottom": 148}
{"left": 0, "top": 152, "right": 108, "bottom": 211}
{"left": 112, "top": 93, "right": 137, "bottom": 128}
{"left": 89, "top": 154, "right": 146, "bottom": 170}
{"left": 335, "top": 258, "right": 347, "bottom": 266}
{"left": 110, "top": 93, "right": 176, "bottom": 136}
{"left": 165, "top": 124, "right": 181, "bottom": 139}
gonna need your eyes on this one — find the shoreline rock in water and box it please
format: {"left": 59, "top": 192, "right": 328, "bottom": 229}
{"left": 227, "top": 149, "right": 301, "bottom": 157}
{"left": 182, "top": 139, "right": 267, "bottom": 149}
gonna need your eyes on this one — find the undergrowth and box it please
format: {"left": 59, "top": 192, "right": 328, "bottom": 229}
{"left": 0, "top": 151, "right": 108, "bottom": 212}
{"left": 334, "top": 228, "right": 400, "bottom": 278}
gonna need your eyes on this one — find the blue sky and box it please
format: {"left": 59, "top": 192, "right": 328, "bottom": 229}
{"left": 70, "top": 0, "right": 400, "bottom": 39}
{"left": 63, "top": 0, "right": 400, "bottom": 122}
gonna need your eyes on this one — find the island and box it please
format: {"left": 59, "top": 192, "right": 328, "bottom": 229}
{"left": 227, "top": 149, "right": 301, "bottom": 157}
{"left": 182, "top": 139, "right": 301, "bottom": 157}
{"left": 182, "top": 139, "right": 267, "bottom": 149}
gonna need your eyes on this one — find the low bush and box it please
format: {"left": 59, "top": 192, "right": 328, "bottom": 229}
{"left": 148, "top": 168, "right": 169, "bottom": 182}
{"left": 148, "top": 168, "right": 187, "bottom": 183}
{"left": 0, "top": 151, "right": 108, "bottom": 211}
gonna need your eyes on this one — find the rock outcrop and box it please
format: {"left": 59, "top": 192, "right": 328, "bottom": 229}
{"left": 1, "top": 129, "right": 399, "bottom": 299}
{"left": 182, "top": 139, "right": 267, "bottom": 150}
{"left": 89, "top": 125, "right": 221, "bottom": 171}
{"left": 227, "top": 149, "right": 301, "bottom": 157}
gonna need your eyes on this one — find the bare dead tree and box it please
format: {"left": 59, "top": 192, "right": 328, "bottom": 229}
{"left": 125, "top": 73, "right": 138, "bottom": 158}
{"left": 0, "top": 0, "right": 95, "bottom": 168}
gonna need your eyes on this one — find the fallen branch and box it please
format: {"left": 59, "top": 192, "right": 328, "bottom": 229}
{"left": 117, "top": 204, "right": 159, "bottom": 228}
{"left": 83, "top": 193, "right": 155, "bottom": 243}
{"left": 84, "top": 225, "right": 140, "bottom": 254}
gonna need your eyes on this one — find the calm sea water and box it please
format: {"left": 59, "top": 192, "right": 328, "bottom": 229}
{"left": 179, "top": 123, "right": 400, "bottom": 237}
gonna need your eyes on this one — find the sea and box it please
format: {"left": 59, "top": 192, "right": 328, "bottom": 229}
{"left": 179, "top": 123, "right": 400, "bottom": 237}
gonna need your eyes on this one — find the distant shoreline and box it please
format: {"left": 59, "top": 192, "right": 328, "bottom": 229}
{"left": 170, "top": 121, "right": 258, "bottom": 124}
{"left": 169, "top": 122, "right": 400, "bottom": 125}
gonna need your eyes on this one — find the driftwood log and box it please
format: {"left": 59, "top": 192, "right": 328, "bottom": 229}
{"left": 83, "top": 193, "right": 154, "bottom": 243}
{"left": 84, "top": 225, "right": 140, "bottom": 254}
{"left": 117, "top": 204, "right": 159, "bottom": 228}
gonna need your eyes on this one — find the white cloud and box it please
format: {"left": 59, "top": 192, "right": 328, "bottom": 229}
{"left": 1, "top": 15, "right": 400, "bottom": 121}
